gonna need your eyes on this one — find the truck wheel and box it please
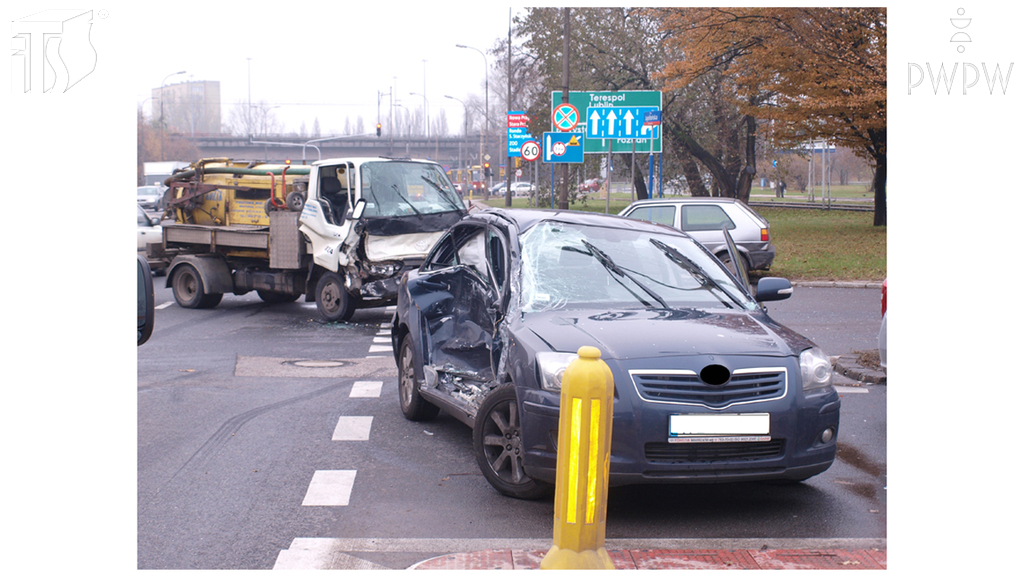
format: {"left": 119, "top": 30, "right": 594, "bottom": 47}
{"left": 316, "top": 271, "right": 355, "bottom": 322}
{"left": 257, "top": 290, "right": 301, "bottom": 304}
{"left": 172, "top": 264, "right": 223, "bottom": 309}
{"left": 398, "top": 335, "right": 439, "bottom": 421}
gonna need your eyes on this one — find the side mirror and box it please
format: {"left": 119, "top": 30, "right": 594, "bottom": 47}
{"left": 754, "top": 277, "right": 794, "bottom": 303}
{"left": 138, "top": 254, "right": 155, "bottom": 345}
{"left": 350, "top": 198, "right": 366, "bottom": 221}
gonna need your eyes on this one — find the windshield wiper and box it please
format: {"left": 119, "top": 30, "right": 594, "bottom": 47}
{"left": 420, "top": 175, "right": 464, "bottom": 211}
{"left": 392, "top": 184, "right": 423, "bottom": 218}
{"left": 649, "top": 238, "right": 743, "bottom": 309}
{"left": 576, "top": 241, "right": 669, "bottom": 309}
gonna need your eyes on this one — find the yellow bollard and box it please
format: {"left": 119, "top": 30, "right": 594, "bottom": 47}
{"left": 540, "top": 346, "right": 616, "bottom": 570}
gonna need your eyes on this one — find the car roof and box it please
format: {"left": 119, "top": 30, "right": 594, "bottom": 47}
{"left": 627, "top": 197, "right": 740, "bottom": 205}
{"left": 469, "top": 207, "right": 681, "bottom": 237}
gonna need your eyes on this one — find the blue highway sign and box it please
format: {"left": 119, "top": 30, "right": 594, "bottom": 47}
{"left": 586, "top": 106, "right": 661, "bottom": 140}
{"left": 543, "top": 131, "right": 584, "bottom": 164}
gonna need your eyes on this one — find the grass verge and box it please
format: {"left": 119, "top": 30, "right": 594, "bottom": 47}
{"left": 754, "top": 207, "right": 886, "bottom": 282}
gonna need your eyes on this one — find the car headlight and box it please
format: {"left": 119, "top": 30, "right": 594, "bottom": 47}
{"left": 536, "top": 352, "right": 578, "bottom": 392}
{"left": 799, "top": 347, "right": 833, "bottom": 391}
{"left": 369, "top": 261, "right": 402, "bottom": 277}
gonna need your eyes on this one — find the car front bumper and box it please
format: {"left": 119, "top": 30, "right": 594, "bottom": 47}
{"left": 518, "top": 365, "right": 839, "bottom": 486}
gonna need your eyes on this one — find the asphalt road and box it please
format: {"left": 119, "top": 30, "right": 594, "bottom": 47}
{"left": 762, "top": 283, "right": 883, "bottom": 358}
{"left": 137, "top": 285, "right": 885, "bottom": 569}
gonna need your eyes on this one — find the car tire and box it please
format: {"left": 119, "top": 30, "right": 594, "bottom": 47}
{"left": 717, "top": 251, "right": 749, "bottom": 282}
{"left": 172, "top": 263, "right": 223, "bottom": 309}
{"left": 315, "top": 271, "right": 355, "bottom": 322}
{"left": 397, "top": 335, "right": 440, "bottom": 421}
{"left": 473, "top": 384, "right": 551, "bottom": 500}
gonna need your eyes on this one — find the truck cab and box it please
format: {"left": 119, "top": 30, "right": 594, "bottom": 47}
{"left": 298, "top": 158, "right": 467, "bottom": 317}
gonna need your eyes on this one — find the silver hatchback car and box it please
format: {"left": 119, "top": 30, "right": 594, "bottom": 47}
{"left": 619, "top": 197, "right": 776, "bottom": 275}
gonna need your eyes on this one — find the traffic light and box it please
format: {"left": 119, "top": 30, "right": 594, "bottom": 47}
{"left": 376, "top": 123, "right": 382, "bottom": 137}
{"left": 484, "top": 162, "right": 491, "bottom": 178}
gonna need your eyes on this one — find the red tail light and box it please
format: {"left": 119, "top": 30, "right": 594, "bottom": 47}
{"left": 760, "top": 228, "right": 769, "bottom": 242}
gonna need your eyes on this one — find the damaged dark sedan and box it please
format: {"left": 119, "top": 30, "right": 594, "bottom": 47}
{"left": 391, "top": 209, "right": 839, "bottom": 499}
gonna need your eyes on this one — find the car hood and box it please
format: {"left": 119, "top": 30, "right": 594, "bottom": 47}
{"left": 519, "top": 306, "right": 814, "bottom": 360}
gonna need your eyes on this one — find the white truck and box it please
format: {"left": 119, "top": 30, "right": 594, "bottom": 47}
{"left": 143, "top": 161, "right": 190, "bottom": 187}
{"left": 157, "top": 157, "right": 467, "bottom": 321}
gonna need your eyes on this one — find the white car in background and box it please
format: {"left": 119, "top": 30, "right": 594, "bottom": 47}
{"left": 619, "top": 197, "right": 777, "bottom": 277}
{"left": 138, "top": 185, "right": 165, "bottom": 211}
{"left": 138, "top": 205, "right": 166, "bottom": 275}
{"left": 510, "top": 182, "right": 536, "bottom": 196}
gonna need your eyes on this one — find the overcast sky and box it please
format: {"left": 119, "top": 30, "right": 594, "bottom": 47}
{"left": 131, "top": 4, "right": 528, "bottom": 136}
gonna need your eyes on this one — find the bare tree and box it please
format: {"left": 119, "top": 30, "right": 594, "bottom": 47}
{"left": 226, "top": 99, "right": 281, "bottom": 136}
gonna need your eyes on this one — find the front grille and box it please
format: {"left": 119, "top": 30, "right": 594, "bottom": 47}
{"left": 645, "top": 440, "right": 784, "bottom": 463}
{"left": 630, "top": 368, "right": 786, "bottom": 408}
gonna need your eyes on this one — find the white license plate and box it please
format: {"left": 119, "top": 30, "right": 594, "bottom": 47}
{"left": 668, "top": 413, "right": 771, "bottom": 443}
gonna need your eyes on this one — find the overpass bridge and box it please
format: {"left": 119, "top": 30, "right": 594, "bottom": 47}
{"left": 188, "top": 134, "right": 491, "bottom": 171}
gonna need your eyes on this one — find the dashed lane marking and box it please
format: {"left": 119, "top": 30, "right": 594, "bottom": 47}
{"left": 332, "top": 416, "right": 373, "bottom": 441}
{"left": 350, "top": 381, "right": 383, "bottom": 398}
{"left": 273, "top": 538, "right": 389, "bottom": 570}
{"left": 302, "top": 470, "right": 357, "bottom": 506}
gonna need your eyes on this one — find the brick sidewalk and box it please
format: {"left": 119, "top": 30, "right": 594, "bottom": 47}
{"left": 411, "top": 547, "right": 887, "bottom": 570}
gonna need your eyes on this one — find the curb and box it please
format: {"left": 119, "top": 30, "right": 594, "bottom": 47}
{"left": 833, "top": 355, "right": 886, "bottom": 385}
{"left": 410, "top": 547, "right": 887, "bottom": 570}
{"left": 791, "top": 280, "right": 883, "bottom": 289}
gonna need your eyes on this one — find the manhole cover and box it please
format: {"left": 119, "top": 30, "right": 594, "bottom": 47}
{"left": 289, "top": 360, "right": 353, "bottom": 368}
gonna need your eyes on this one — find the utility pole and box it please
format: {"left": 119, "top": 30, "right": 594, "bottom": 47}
{"left": 505, "top": 8, "right": 513, "bottom": 207}
{"left": 558, "top": 8, "right": 570, "bottom": 210}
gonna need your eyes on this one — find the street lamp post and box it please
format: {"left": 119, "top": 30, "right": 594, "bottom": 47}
{"left": 410, "top": 92, "right": 429, "bottom": 139}
{"left": 247, "top": 58, "right": 252, "bottom": 137}
{"left": 159, "top": 70, "right": 186, "bottom": 160}
{"left": 456, "top": 44, "right": 489, "bottom": 188}
{"left": 445, "top": 94, "right": 469, "bottom": 193}
{"left": 421, "top": 59, "right": 428, "bottom": 139}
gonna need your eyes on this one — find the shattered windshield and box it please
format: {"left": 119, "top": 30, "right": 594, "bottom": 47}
{"left": 519, "top": 221, "right": 757, "bottom": 313}
{"left": 360, "top": 161, "right": 465, "bottom": 217}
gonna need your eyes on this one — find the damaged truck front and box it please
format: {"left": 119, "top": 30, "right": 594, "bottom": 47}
{"left": 159, "top": 157, "right": 466, "bottom": 321}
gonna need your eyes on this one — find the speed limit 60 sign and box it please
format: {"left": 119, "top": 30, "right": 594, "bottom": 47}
{"left": 520, "top": 140, "right": 541, "bottom": 162}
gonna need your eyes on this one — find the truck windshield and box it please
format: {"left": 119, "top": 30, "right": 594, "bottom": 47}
{"left": 360, "top": 161, "right": 465, "bottom": 218}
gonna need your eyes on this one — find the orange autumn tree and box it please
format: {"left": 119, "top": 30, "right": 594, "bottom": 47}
{"left": 657, "top": 7, "right": 887, "bottom": 225}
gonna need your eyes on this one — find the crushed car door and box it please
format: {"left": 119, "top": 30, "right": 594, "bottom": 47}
{"left": 411, "top": 223, "right": 502, "bottom": 382}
